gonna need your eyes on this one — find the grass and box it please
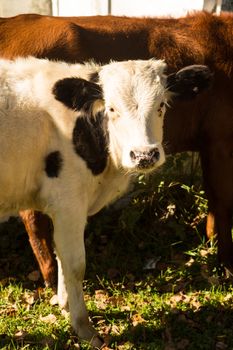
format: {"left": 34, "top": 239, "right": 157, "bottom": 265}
{"left": 0, "top": 153, "right": 232, "bottom": 349}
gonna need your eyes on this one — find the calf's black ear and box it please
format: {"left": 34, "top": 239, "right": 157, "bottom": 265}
{"left": 166, "top": 65, "right": 213, "bottom": 100}
{"left": 52, "top": 77, "right": 103, "bottom": 111}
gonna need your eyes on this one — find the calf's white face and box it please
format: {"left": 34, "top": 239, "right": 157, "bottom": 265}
{"left": 99, "top": 60, "right": 167, "bottom": 172}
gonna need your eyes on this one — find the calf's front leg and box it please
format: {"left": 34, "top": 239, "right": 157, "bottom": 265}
{"left": 52, "top": 207, "right": 104, "bottom": 348}
{"left": 56, "top": 256, "right": 68, "bottom": 310}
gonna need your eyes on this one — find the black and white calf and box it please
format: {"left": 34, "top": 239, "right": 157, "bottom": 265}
{"left": 0, "top": 57, "right": 212, "bottom": 347}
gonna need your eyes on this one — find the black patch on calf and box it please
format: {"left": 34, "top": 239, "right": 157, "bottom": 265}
{"left": 52, "top": 77, "right": 103, "bottom": 111}
{"left": 45, "top": 151, "right": 63, "bottom": 178}
{"left": 72, "top": 111, "right": 109, "bottom": 175}
{"left": 167, "top": 65, "right": 214, "bottom": 100}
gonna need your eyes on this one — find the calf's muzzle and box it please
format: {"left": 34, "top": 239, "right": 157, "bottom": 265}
{"left": 130, "top": 146, "right": 160, "bottom": 170}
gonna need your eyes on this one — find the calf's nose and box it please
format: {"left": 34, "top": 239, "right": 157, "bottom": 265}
{"left": 130, "top": 147, "right": 160, "bottom": 169}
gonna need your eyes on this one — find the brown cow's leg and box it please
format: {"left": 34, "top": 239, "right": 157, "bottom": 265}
{"left": 206, "top": 212, "right": 215, "bottom": 240}
{"left": 201, "top": 144, "right": 233, "bottom": 273}
{"left": 19, "top": 209, "right": 57, "bottom": 288}
{"left": 212, "top": 205, "right": 233, "bottom": 273}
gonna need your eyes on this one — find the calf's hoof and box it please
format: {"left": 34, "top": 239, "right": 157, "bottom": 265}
{"left": 78, "top": 324, "right": 106, "bottom": 349}
{"left": 89, "top": 334, "right": 106, "bottom": 349}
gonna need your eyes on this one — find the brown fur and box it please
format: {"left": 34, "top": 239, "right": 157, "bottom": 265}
{"left": 0, "top": 12, "right": 232, "bottom": 284}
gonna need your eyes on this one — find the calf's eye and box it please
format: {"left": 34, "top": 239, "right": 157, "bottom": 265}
{"left": 109, "top": 107, "right": 115, "bottom": 112}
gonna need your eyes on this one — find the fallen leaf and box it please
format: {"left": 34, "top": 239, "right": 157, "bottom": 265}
{"left": 0, "top": 304, "right": 18, "bottom": 316}
{"left": 108, "top": 295, "right": 124, "bottom": 308}
{"left": 50, "top": 294, "right": 59, "bottom": 306}
{"left": 223, "top": 293, "right": 232, "bottom": 302}
{"left": 168, "top": 293, "right": 184, "bottom": 307}
{"left": 94, "top": 290, "right": 109, "bottom": 310}
{"left": 131, "top": 313, "right": 145, "bottom": 327}
{"left": 120, "top": 305, "right": 130, "bottom": 311}
{"left": 61, "top": 309, "right": 69, "bottom": 318}
{"left": 39, "top": 313, "right": 57, "bottom": 324}
{"left": 200, "top": 249, "right": 209, "bottom": 257}
{"left": 101, "top": 346, "right": 112, "bottom": 350}
{"left": 189, "top": 298, "right": 201, "bottom": 311}
{"left": 14, "top": 330, "right": 28, "bottom": 340}
{"left": 118, "top": 342, "right": 134, "bottom": 350}
{"left": 185, "top": 258, "right": 195, "bottom": 267}
{"left": 23, "top": 291, "right": 35, "bottom": 305}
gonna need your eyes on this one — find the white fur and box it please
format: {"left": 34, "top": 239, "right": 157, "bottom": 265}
{"left": 0, "top": 57, "right": 169, "bottom": 346}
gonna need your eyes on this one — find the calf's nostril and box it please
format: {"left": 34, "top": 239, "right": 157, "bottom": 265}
{"left": 130, "top": 150, "right": 137, "bottom": 160}
{"left": 149, "top": 147, "right": 160, "bottom": 161}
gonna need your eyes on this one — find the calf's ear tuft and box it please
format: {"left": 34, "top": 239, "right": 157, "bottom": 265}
{"left": 52, "top": 77, "right": 103, "bottom": 111}
{"left": 166, "top": 65, "right": 214, "bottom": 100}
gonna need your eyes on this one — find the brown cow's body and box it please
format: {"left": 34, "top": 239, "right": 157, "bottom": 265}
{"left": 0, "top": 12, "right": 232, "bottom": 285}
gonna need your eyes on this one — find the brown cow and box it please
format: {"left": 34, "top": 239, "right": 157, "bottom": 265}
{"left": 0, "top": 12, "right": 232, "bottom": 286}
